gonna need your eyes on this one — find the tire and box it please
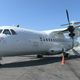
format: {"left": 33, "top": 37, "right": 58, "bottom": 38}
{"left": 37, "top": 55, "right": 43, "bottom": 58}
{"left": 64, "top": 53, "right": 69, "bottom": 58}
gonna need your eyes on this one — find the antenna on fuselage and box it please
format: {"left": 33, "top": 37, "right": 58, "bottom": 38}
{"left": 17, "top": 25, "right": 20, "bottom": 27}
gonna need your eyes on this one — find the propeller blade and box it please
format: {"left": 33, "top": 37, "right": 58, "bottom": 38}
{"left": 74, "top": 22, "right": 80, "bottom": 25}
{"left": 66, "top": 9, "right": 70, "bottom": 26}
{"left": 75, "top": 25, "right": 80, "bottom": 28}
{"left": 61, "top": 22, "right": 80, "bottom": 26}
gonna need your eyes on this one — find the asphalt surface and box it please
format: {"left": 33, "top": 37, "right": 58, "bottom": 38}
{"left": 0, "top": 47, "right": 80, "bottom": 80}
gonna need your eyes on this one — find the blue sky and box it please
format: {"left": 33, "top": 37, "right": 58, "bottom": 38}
{"left": 0, "top": 0, "right": 80, "bottom": 30}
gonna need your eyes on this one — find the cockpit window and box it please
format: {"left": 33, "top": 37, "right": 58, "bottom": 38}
{"left": 0, "top": 29, "right": 2, "bottom": 33}
{"left": 10, "top": 29, "right": 16, "bottom": 35}
{"left": 3, "top": 29, "right": 11, "bottom": 35}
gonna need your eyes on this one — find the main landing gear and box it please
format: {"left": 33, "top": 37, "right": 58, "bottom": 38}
{"left": 0, "top": 57, "right": 2, "bottom": 66}
{"left": 62, "top": 49, "right": 70, "bottom": 59}
{"left": 37, "top": 54, "right": 43, "bottom": 58}
{"left": 64, "top": 53, "right": 69, "bottom": 58}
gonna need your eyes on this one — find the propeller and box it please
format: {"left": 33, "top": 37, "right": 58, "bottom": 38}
{"left": 64, "top": 9, "right": 80, "bottom": 49}
{"left": 66, "top": 9, "right": 75, "bottom": 49}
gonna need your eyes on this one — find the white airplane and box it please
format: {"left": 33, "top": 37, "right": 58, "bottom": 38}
{"left": 0, "top": 26, "right": 73, "bottom": 58}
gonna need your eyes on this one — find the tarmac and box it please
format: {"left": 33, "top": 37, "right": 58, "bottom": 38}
{"left": 0, "top": 46, "right": 80, "bottom": 80}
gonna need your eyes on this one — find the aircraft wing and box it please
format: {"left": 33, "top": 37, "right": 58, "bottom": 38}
{"left": 43, "top": 27, "right": 80, "bottom": 36}
{"left": 42, "top": 28, "right": 68, "bottom": 35}
{"left": 43, "top": 27, "right": 80, "bottom": 39}
{"left": 42, "top": 28, "right": 69, "bottom": 39}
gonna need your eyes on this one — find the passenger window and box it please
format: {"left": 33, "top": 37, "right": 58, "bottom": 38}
{"left": 3, "top": 29, "right": 11, "bottom": 35}
{"left": 46, "top": 38, "right": 48, "bottom": 41}
{"left": 43, "top": 38, "right": 45, "bottom": 41}
{"left": 51, "top": 39, "right": 52, "bottom": 41}
{"left": 40, "top": 37, "right": 42, "bottom": 41}
{"left": 10, "top": 29, "right": 16, "bottom": 35}
{"left": 48, "top": 38, "right": 50, "bottom": 41}
{"left": 0, "top": 29, "right": 2, "bottom": 33}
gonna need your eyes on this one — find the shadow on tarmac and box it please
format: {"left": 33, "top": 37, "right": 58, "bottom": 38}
{"left": 0, "top": 53, "right": 80, "bottom": 68}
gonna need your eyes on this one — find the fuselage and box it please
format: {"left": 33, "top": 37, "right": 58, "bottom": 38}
{"left": 0, "top": 26, "right": 78, "bottom": 57}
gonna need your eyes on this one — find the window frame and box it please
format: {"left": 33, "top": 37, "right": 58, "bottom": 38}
{"left": 3, "top": 29, "right": 11, "bottom": 35}
{"left": 10, "top": 29, "right": 16, "bottom": 35}
{"left": 0, "top": 29, "right": 3, "bottom": 34}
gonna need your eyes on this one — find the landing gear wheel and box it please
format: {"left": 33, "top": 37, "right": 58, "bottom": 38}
{"left": 0, "top": 63, "right": 2, "bottom": 66}
{"left": 37, "top": 54, "right": 43, "bottom": 58}
{"left": 64, "top": 53, "right": 69, "bottom": 58}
